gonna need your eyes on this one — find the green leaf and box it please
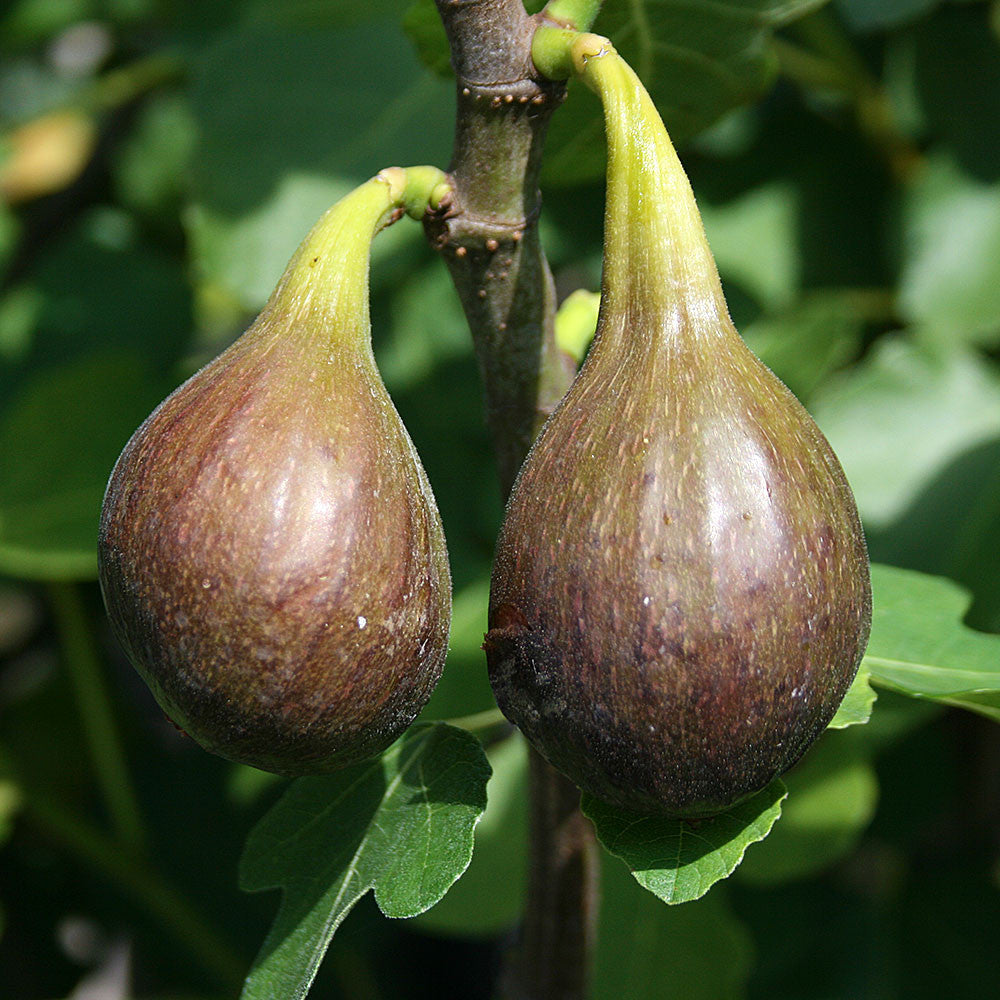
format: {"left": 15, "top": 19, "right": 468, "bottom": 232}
{"left": 810, "top": 339, "right": 1000, "bottom": 528}
{"left": 864, "top": 564, "right": 1000, "bottom": 721}
{"left": 239, "top": 724, "right": 490, "bottom": 1000}
{"left": 188, "top": 19, "right": 452, "bottom": 308}
{"left": 402, "top": 0, "right": 451, "bottom": 79}
{"left": 1, "top": 207, "right": 193, "bottom": 393}
{"left": 582, "top": 780, "right": 787, "bottom": 905}
{"left": 829, "top": 664, "right": 877, "bottom": 729}
{"left": 375, "top": 255, "right": 471, "bottom": 392}
{"left": 743, "top": 290, "right": 875, "bottom": 401}
{"left": 417, "top": 578, "right": 496, "bottom": 723}
{"left": 701, "top": 181, "right": 800, "bottom": 312}
{"left": 187, "top": 175, "right": 355, "bottom": 313}
{"left": 593, "top": 859, "right": 752, "bottom": 999}
{"left": 114, "top": 94, "right": 197, "bottom": 217}
{"left": 912, "top": 5, "right": 1000, "bottom": 183}
{"left": 239, "top": 0, "right": 402, "bottom": 29}
{"left": 543, "top": 0, "right": 831, "bottom": 185}
{"left": 737, "top": 738, "right": 878, "bottom": 885}
{"left": 414, "top": 733, "right": 528, "bottom": 936}
{"left": 0, "top": 285, "right": 42, "bottom": 364}
{"left": 868, "top": 435, "right": 1000, "bottom": 633}
{"left": 899, "top": 155, "right": 1000, "bottom": 344}
{"left": 837, "top": 0, "right": 939, "bottom": 32}
{"left": 0, "top": 353, "right": 167, "bottom": 580}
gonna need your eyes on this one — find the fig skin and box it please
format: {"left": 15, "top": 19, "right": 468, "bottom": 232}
{"left": 484, "top": 43, "right": 872, "bottom": 818}
{"left": 99, "top": 174, "right": 451, "bottom": 775}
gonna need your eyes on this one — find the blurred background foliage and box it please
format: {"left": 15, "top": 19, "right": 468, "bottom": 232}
{"left": 1, "top": 0, "right": 999, "bottom": 997}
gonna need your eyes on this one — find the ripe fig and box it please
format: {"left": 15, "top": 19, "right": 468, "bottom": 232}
{"left": 99, "top": 168, "right": 452, "bottom": 775}
{"left": 485, "top": 40, "right": 872, "bottom": 817}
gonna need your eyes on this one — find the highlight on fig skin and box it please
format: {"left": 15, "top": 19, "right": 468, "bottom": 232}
{"left": 98, "top": 170, "right": 452, "bottom": 776}
{"left": 484, "top": 44, "right": 872, "bottom": 818}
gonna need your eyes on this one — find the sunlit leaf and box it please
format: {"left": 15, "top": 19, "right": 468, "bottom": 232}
{"left": 414, "top": 733, "right": 528, "bottom": 936}
{"left": 865, "top": 564, "right": 1000, "bottom": 721}
{"left": 583, "top": 780, "right": 786, "bottom": 905}
{"left": 829, "top": 665, "right": 876, "bottom": 729}
{"left": 810, "top": 339, "right": 1000, "bottom": 528}
{"left": 188, "top": 19, "right": 452, "bottom": 308}
{"left": 239, "top": 724, "right": 489, "bottom": 1000}
{"left": 899, "top": 155, "right": 1000, "bottom": 344}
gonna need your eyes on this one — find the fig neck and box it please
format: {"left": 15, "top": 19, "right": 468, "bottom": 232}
{"left": 261, "top": 168, "right": 449, "bottom": 357}
{"left": 577, "top": 42, "right": 729, "bottom": 353}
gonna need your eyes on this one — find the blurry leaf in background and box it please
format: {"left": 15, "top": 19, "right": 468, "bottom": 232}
{"left": 743, "top": 291, "right": 875, "bottom": 402}
{"left": 864, "top": 565, "right": 1000, "bottom": 721}
{"left": 376, "top": 254, "right": 471, "bottom": 392}
{"left": 239, "top": 724, "right": 490, "bottom": 1000}
{"left": 810, "top": 338, "right": 1000, "bottom": 529}
{"left": 836, "top": 0, "right": 939, "bottom": 32}
{"left": 187, "top": 174, "right": 356, "bottom": 313}
{"left": 0, "top": 202, "right": 193, "bottom": 579}
{"left": 594, "top": 865, "right": 752, "bottom": 1000}
{"left": 701, "top": 181, "right": 800, "bottom": 313}
{"left": 911, "top": 2, "right": 1000, "bottom": 182}
{"left": 0, "top": 203, "right": 18, "bottom": 278}
{"left": 870, "top": 435, "right": 1000, "bottom": 632}
{"left": 0, "top": 584, "right": 42, "bottom": 656}
{"left": 415, "top": 733, "right": 528, "bottom": 937}
{"left": 4, "top": 208, "right": 193, "bottom": 385}
{"left": 0, "top": 0, "right": 128, "bottom": 49}
{"left": 737, "top": 738, "right": 878, "bottom": 885}
{"left": 899, "top": 155, "right": 1000, "bottom": 346}
{"left": 0, "top": 778, "right": 22, "bottom": 846}
{"left": 0, "top": 285, "right": 42, "bottom": 363}
{"left": 417, "top": 579, "right": 495, "bottom": 722}
{"left": 583, "top": 781, "right": 787, "bottom": 906}
{"left": 187, "top": 19, "right": 452, "bottom": 309}
{"left": 403, "top": 0, "right": 452, "bottom": 79}
{"left": 542, "top": 0, "right": 830, "bottom": 186}
{"left": 0, "top": 56, "right": 82, "bottom": 123}
{"left": 114, "top": 94, "right": 196, "bottom": 218}
{"left": 0, "top": 353, "right": 166, "bottom": 579}
{"left": 239, "top": 0, "right": 404, "bottom": 30}
{"left": 554, "top": 288, "right": 600, "bottom": 366}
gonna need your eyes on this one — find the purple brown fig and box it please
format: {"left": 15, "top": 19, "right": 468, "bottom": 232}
{"left": 99, "top": 170, "right": 452, "bottom": 775}
{"left": 484, "top": 40, "right": 872, "bottom": 817}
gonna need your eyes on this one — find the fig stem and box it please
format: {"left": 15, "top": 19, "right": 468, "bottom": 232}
{"left": 441, "top": 706, "right": 510, "bottom": 735}
{"left": 48, "top": 581, "right": 147, "bottom": 855}
{"left": 429, "top": 0, "right": 574, "bottom": 491}
{"left": 532, "top": 0, "right": 608, "bottom": 81}
{"left": 267, "top": 167, "right": 450, "bottom": 351}
{"left": 543, "top": 0, "right": 604, "bottom": 33}
{"left": 430, "top": 3, "right": 597, "bottom": 998}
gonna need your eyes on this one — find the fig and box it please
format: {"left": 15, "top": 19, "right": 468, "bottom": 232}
{"left": 99, "top": 168, "right": 452, "bottom": 775}
{"left": 484, "top": 40, "right": 872, "bottom": 817}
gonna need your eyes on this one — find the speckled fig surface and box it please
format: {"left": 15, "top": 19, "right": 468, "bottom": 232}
{"left": 99, "top": 176, "right": 451, "bottom": 775}
{"left": 484, "top": 45, "right": 871, "bottom": 817}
